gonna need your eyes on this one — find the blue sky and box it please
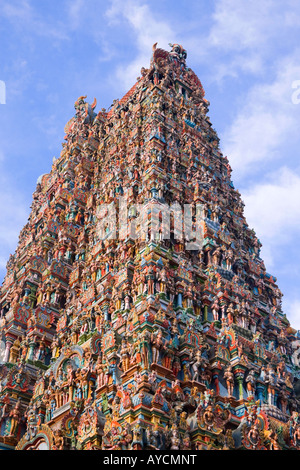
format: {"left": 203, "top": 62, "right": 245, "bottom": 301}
{"left": 0, "top": 0, "right": 300, "bottom": 327}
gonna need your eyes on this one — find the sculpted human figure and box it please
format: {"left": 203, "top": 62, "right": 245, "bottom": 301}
{"left": 212, "top": 246, "right": 222, "bottom": 266}
{"left": 138, "top": 330, "right": 150, "bottom": 370}
{"left": 103, "top": 363, "right": 110, "bottom": 386}
{"left": 224, "top": 365, "right": 234, "bottom": 397}
{"left": 8, "top": 399, "right": 21, "bottom": 437}
{"left": 9, "top": 338, "right": 21, "bottom": 364}
{"left": 245, "top": 369, "right": 256, "bottom": 397}
{"left": 211, "top": 297, "right": 220, "bottom": 322}
{"left": 51, "top": 336, "right": 60, "bottom": 359}
{"left": 278, "top": 385, "right": 289, "bottom": 414}
{"left": 53, "top": 429, "right": 64, "bottom": 450}
{"left": 35, "top": 335, "right": 47, "bottom": 362}
{"left": 25, "top": 403, "right": 38, "bottom": 441}
{"left": 269, "top": 430, "right": 281, "bottom": 450}
{"left": 0, "top": 396, "right": 10, "bottom": 424}
{"left": 74, "top": 370, "right": 83, "bottom": 400}
{"left": 162, "top": 340, "right": 173, "bottom": 370}
{"left": 11, "top": 285, "right": 23, "bottom": 307}
{"left": 225, "top": 247, "right": 234, "bottom": 270}
{"left": 150, "top": 329, "right": 164, "bottom": 364}
{"left": 182, "top": 432, "right": 191, "bottom": 450}
{"left": 119, "top": 339, "right": 130, "bottom": 372}
{"left": 293, "top": 426, "right": 300, "bottom": 448}
{"left": 147, "top": 265, "right": 155, "bottom": 295}
{"left": 95, "top": 357, "right": 105, "bottom": 389}
{"left": 79, "top": 365, "right": 91, "bottom": 400}
{"left": 170, "top": 425, "right": 181, "bottom": 450}
{"left": 148, "top": 370, "right": 158, "bottom": 391}
{"left": 189, "top": 349, "right": 204, "bottom": 382}
{"left": 157, "top": 266, "right": 167, "bottom": 293}
{"left": 247, "top": 423, "right": 260, "bottom": 448}
{"left": 226, "top": 303, "right": 235, "bottom": 324}
{"left": 20, "top": 337, "right": 29, "bottom": 361}
{"left": 203, "top": 404, "right": 215, "bottom": 430}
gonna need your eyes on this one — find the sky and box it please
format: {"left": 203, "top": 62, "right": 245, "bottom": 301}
{"left": 0, "top": 0, "right": 300, "bottom": 327}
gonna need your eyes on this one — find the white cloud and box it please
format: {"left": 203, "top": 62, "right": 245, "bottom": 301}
{"left": 105, "top": 0, "right": 176, "bottom": 91}
{"left": 241, "top": 166, "right": 300, "bottom": 266}
{"left": 0, "top": 171, "right": 29, "bottom": 281}
{"left": 0, "top": 0, "right": 69, "bottom": 41}
{"left": 0, "top": 0, "right": 32, "bottom": 21}
{"left": 240, "top": 165, "right": 300, "bottom": 329}
{"left": 175, "top": 0, "right": 300, "bottom": 87}
{"left": 220, "top": 53, "right": 300, "bottom": 181}
{"left": 0, "top": 195, "right": 29, "bottom": 283}
{"left": 209, "top": 0, "right": 282, "bottom": 51}
{"left": 67, "top": 0, "right": 85, "bottom": 30}
{"left": 283, "top": 298, "right": 300, "bottom": 330}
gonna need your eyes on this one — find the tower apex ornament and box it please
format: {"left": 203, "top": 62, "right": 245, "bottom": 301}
{"left": 149, "top": 42, "right": 204, "bottom": 97}
{"left": 168, "top": 43, "right": 188, "bottom": 66}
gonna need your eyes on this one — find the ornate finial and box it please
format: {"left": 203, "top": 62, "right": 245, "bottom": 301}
{"left": 168, "top": 43, "right": 187, "bottom": 67}
{"left": 75, "top": 95, "right": 87, "bottom": 109}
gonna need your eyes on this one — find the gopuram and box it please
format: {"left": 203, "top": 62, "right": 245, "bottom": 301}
{"left": 0, "top": 43, "right": 300, "bottom": 451}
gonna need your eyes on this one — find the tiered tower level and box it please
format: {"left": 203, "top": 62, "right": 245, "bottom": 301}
{"left": 0, "top": 44, "right": 300, "bottom": 451}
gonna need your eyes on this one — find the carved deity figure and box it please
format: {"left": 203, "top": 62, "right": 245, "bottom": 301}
{"left": 245, "top": 370, "right": 256, "bottom": 397}
{"left": 224, "top": 365, "right": 234, "bottom": 397}
{"left": 211, "top": 297, "right": 220, "bottom": 322}
{"left": 150, "top": 329, "right": 164, "bottom": 364}
{"left": 8, "top": 399, "right": 21, "bottom": 437}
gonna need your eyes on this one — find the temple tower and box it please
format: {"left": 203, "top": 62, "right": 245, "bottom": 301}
{"left": 0, "top": 44, "right": 299, "bottom": 451}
